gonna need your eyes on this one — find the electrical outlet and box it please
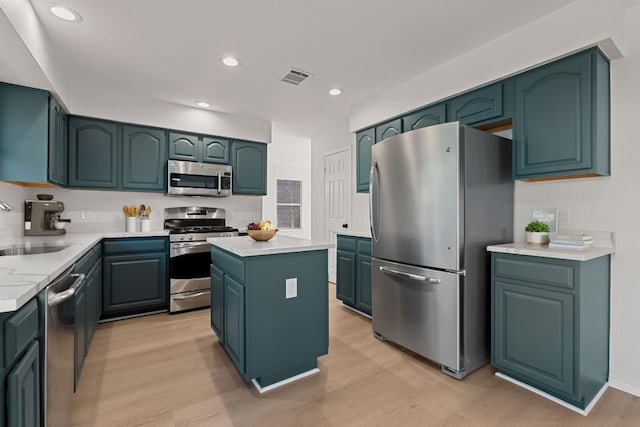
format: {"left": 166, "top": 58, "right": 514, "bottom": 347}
{"left": 558, "top": 208, "right": 570, "bottom": 225}
{"left": 80, "top": 208, "right": 89, "bottom": 220}
{"left": 286, "top": 278, "right": 297, "bottom": 299}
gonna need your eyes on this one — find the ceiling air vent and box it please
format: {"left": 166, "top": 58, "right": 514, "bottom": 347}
{"left": 280, "top": 68, "right": 312, "bottom": 85}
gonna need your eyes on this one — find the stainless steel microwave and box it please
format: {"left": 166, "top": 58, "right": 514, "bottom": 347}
{"left": 167, "top": 160, "right": 232, "bottom": 197}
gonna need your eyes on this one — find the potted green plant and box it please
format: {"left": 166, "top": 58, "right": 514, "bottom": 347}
{"left": 525, "top": 220, "right": 551, "bottom": 245}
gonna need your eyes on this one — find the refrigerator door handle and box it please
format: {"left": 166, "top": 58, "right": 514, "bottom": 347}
{"left": 369, "top": 161, "right": 379, "bottom": 241}
{"left": 379, "top": 266, "right": 442, "bottom": 283}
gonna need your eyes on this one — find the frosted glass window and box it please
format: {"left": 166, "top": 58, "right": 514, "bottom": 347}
{"left": 277, "top": 179, "right": 302, "bottom": 229}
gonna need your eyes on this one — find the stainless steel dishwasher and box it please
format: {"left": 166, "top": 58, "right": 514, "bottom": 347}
{"left": 39, "top": 265, "right": 84, "bottom": 427}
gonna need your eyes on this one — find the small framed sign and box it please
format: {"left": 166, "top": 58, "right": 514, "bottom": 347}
{"left": 530, "top": 208, "right": 558, "bottom": 234}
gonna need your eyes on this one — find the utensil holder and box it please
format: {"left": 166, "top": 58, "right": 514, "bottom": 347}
{"left": 140, "top": 219, "right": 150, "bottom": 233}
{"left": 126, "top": 217, "right": 136, "bottom": 233}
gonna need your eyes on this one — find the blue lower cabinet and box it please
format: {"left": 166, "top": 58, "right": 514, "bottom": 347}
{"left": 210, "top": 247, "right": 329, "bottom": 388}
{"left": 74, "top": 282, "right": 87, "bottom": 392}
{"left": 491, "top": 253, "right": 610, "bottom": 409}
{"left": 0, "top": 297, "right": 42, "bottom": 427}
{"left": 336, "top": 235, "right": 372, "bottom": 316}
{"left": 102, "top": 237, "right": 168, "bottom": 318}
{"left": 6, "top": 341, "right": 40, "bottom": 427}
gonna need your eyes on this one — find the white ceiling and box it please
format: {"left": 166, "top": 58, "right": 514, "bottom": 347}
{"left": 4, "top": 0, "right": 577, "bottom": 139}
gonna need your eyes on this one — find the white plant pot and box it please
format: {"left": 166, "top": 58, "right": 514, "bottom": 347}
{"left": 526, "top": 231, "right": 549, "bottom": 245}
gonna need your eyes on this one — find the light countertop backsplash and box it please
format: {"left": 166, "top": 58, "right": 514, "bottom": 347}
{"left": 0, "top": 182, "right": 262, "bottom": 238}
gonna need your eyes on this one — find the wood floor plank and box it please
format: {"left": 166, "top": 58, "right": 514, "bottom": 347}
{"left": 72, "top": 284, "right": 640, "bottom": 426}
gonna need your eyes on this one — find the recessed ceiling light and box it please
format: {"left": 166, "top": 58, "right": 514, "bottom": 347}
{"left": 195, "top": 101, "right": 211, "bottom": 108}
{"left": 222, "top": 57, "right": 239, "bottom": 67}
{"left": 50, "top": 5, "right": 82, "bottom": 22}
{"left": 329, "top": 88, "right": 342, "bottom": 96}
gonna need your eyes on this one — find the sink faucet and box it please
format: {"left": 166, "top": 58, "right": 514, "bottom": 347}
{"left": 0, "top": 201, "right": 13, "bottom": 212}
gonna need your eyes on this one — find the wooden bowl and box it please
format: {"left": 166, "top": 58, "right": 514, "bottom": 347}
{"left": 247, "top": 229, "right": 277, "bottom": 241}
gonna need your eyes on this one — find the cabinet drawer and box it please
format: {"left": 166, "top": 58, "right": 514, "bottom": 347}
{"left": 337, "top": 235, "right": 357, "bottom": 252}
{"left": 103, "top": 237, "right": 167, "bottom": 255}
{"left": 4, "top": 299, "right": 39, "bottom": 366}
{"left": 211, "top": 247, "right": 245, "bottom": 282}
{"left": 493, "top": 254, "right": 575, "bottom": 290}
{"left": 357, "top": 238, "right": 372, "bottom": 256}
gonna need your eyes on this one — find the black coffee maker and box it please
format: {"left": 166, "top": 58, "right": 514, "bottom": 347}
{"left": 24, "top": 194, "right": 71, "bottom": 236}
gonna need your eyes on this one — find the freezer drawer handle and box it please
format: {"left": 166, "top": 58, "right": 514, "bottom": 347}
{"left": 379, "top": 266, "right": 441, "bottom": 283}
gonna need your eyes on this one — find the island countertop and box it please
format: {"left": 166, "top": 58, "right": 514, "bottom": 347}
{"left": 486, "top": 242, "right": 615, "bottom": 261}
{"left": 207, "top": 235, "right": 333, "bottom": 257}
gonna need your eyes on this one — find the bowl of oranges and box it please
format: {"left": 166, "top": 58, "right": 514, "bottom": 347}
{"left": 246, "top": 220, "right": 277, "bottom": 241}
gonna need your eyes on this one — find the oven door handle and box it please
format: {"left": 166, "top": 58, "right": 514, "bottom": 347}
{"left": 170, "top": 241, "right": 212, "bottom": 257}
{"left": 173, "top": 290, "right": 210, "bottom": 300}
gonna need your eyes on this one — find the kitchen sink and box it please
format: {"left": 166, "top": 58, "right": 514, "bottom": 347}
{"left": 0, "top": 244, "right": 70, "bottom": 256}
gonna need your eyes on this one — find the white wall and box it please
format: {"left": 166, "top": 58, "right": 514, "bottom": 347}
{"left": 312, "top": 0, "right": 640, "bottom": 396}
{"left": 0, "top": 182, "right": 28, "bottom": 239}
{"left": 262, "top": 125, "right": 311, "bottom": 239}
{"left": 0, "top": 184, "right": 261, "bottom": 235}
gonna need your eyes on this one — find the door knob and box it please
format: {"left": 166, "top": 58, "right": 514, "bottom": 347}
{"left": 342, "top": 223, "right": 348, "bottom": 228}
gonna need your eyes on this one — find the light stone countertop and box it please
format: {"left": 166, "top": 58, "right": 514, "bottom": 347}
{"left": 208, "top": 235, "right": 333, "bottom": 257}
{"left": 0, "top": 231, "right": 168, "bottom": 313}
{"left": 486, "top": 242, "right": 615, "bottom": 261}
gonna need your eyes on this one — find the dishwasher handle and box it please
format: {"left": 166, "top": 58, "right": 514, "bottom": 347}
{"left": 48, "top": 273, "right": 85, "bottom": 306}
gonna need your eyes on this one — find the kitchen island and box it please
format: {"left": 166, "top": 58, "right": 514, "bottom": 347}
{"left": 207, "top": 235, "right": 332, "bottom": 392}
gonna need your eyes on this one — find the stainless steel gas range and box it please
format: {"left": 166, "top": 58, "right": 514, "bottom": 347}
{"left": 165, "top": 207, "right": 238, "bottom": 313}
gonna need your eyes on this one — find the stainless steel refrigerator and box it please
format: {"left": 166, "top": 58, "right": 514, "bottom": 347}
{"left": 370, "top": 122, "right": 513, "bottom": 379}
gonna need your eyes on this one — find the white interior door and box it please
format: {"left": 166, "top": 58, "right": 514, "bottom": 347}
{"left": 324, "top": 147, "right": 351, "bottom": 283}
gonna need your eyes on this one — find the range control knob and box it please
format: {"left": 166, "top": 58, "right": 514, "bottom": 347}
{"left": 188, "top": 235, "right": 194, "bottom": 241}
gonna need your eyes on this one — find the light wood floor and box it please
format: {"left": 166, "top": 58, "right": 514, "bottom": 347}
{"left": 73, "top": 284, "right": 640, "bottom": 426}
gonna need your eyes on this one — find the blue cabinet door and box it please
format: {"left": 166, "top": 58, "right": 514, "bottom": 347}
{"left": 513, "top": 48, "right": 609, "bottom": 179}
{"left": 86, "top": 260, "right": 101, "bottom": 347}
{"left": 356, "top": 253, "right": 372, "bottom": 315}
{"left": 48, "top": 96, "right": 68, "bottom": 186}
{"left": 493, "top": 279, "right": 575, "bottom": 396}
{"left": 449, "top": 83, "right": 504, "bottom": 126}
{"left": 102, "top": 252, "right": 168, "bottom": 315}
{"left": 232, "top": 141, "right": 267, "bottom": 195}
{"left": 336, "top": 249, "right": 356, "bottom": 306}
{"left": 6, "top": 341, "right": 40, "bottom": 427}
{"left": 0, "top": 83, "right": 49, "bottom": 183}
{"left": 375, "top": 118, "right": 402, "bottom": 143}
{"left": 356, "top": 128, "right": 375, "bottom": 193}
{"left": 224, "top": 274, "right": 245, "bottom": 373}
{"left": 122, "top": 125, "right": 167, "bottom": 191}
{"left": 402, "top": 103, "right": 446, "bottom": 132}
{"left": 68, "top": 117, "right": 120, "bottom": 188}
{"left": 210, "top": 264, "right": 224, "bottom": 340}
{"left": 168, "top": 132, "right": 199, "bottom": 162}
{"left": 202, "top": 137, "right": 230, "bottom": 164}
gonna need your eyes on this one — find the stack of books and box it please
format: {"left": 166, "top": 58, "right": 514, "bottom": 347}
{"left": 548, "top": 234, "right": 593, "bottom": 250}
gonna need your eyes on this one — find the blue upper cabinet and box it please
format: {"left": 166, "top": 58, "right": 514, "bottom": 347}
{"left": 231, "top": 141, "right": 267, "bottom": 195}
{"left": 0, "top": 83, "right": 50, "bottom": 184}
{"left": 202, "top": 137, "right": 230, "bottom": 164}
{"left": 168, "top": 132, "right": 199, "bottom": 162}
{"left": 169, "top": 132, "right": 230, "bottom": 164}
{"left": 356, "top": 128, "right": 375, "bottom": 193}
{"left": 513, "top": 48, "right": 610, "bottom": 180}
{"left": 402, "top": 103, "right": 446, "bottom": 132}
{"left": 48, "top": 96, "right": 68, "bottom": 187}
{"left": 122, "top": 125, "right": 167, "bottom": 191}
{"left": 68, "top": 117, "right": 120, "bottom": 189}
{"left": 448, "top": 82, "right": 506, "bottom": 126}
{"left": 375, "top": 118, "right": 402, "bottom": 143}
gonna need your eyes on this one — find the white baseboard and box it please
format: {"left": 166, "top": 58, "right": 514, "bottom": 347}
{"left": 495, "top": 372, "right": 608, "bottom": 416}
{"left": 609, "top": 376, "right": 640, "bottom": 397}
{"left": 252, "top": 368, "right": 320, "bottom": 394}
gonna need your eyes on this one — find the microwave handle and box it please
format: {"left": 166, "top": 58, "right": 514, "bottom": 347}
{"left": 217, "top": 173, "right": 221, "bottom": 195}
